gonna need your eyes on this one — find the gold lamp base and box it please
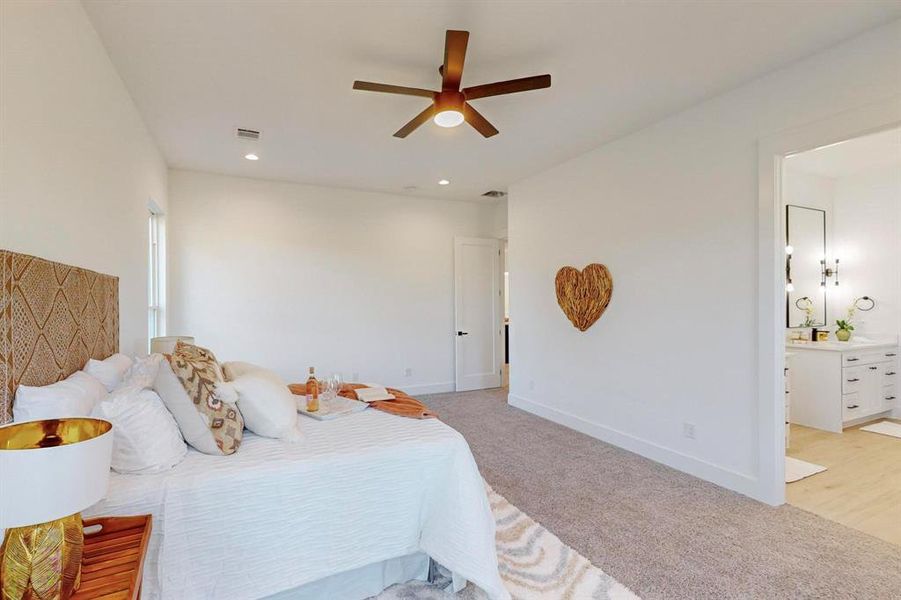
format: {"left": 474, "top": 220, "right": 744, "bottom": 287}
{"left": 0, "top": 513, "right": 84, "bottom": 600}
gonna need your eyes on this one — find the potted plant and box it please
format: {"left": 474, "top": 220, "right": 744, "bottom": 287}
{"left": 835, "top": 319, "right": 854, "bottom": 342}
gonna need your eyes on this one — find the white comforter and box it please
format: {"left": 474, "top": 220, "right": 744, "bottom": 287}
{"left": 85, "top": 409, "right": 508, "bottom": 600}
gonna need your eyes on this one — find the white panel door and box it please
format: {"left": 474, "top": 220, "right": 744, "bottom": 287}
{"left": 454, "top": 237, "right": 502, "bottom": 391}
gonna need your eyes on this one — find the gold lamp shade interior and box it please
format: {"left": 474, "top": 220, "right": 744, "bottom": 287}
{"left": 1, "top": 418, "right": 113, "bottom": 600}
{"left": 0, "top": 418, "right": 112, "bottom": 450}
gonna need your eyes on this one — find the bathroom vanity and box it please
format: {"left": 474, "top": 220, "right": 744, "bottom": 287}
{"left": 786, "top": 340, "right": 898, "bottom": 433}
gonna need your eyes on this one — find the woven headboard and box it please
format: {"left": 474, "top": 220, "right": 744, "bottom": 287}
{"left": 0, "top": 250, "right": 119, "bottom": 423}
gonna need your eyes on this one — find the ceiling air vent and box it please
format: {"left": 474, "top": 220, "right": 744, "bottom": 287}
{"left": 235, "top": 128, "right": 261, "bottom": 141}
{"left": 481, "top": 190, "right": 507, "bottom": 198}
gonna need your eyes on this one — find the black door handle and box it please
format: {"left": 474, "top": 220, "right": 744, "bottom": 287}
{"left": 457, "top": 331, "right": 469, "bottom": 336}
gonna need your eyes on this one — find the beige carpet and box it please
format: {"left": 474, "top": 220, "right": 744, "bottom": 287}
{"left": 419, "top": 388, "right": 901, "bottom": 599}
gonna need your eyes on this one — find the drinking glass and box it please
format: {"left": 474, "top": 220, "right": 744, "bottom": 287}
{"left": 330, "top": 373, "right": 344, "bottom": 399}
{"left": 321, "top": 378, "right": 336, "bottom": 412}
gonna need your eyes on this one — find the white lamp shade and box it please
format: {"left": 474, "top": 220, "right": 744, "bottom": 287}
{"left": 151, "top": 336, "right": 195, "bottom": 354}
{"left": 0, "top": 419, "right": 113, "bottom": 528}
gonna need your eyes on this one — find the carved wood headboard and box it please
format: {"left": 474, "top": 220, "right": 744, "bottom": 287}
{"left": 0, "top": 250, "right": 119, "bottom": 423}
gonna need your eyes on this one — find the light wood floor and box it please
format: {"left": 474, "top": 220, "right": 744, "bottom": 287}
{"left": 787, "top": 419, "right": 901, "bottom": 546}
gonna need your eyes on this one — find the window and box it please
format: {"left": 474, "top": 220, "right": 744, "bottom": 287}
{"left": 148, "top": 207, "right": 164, "bottom": 346}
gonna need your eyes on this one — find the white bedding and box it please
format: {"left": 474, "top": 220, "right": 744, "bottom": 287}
{"left": 85, "top": 409, "right": 508, "bottom": 600}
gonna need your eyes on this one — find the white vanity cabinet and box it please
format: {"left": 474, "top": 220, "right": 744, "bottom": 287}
{"left": 784, "top": 354, "right": 792, "bottom": 449}
{"left": 787, "top": 342, "right": 899, "bottom": 433}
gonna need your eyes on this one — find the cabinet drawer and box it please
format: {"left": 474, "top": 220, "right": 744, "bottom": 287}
{"left": 842, "top": 351, "right": 892, "bottom": 367}
{"left": 843, "top": 366, "right": 864, "bottom": 394}
{"left": 884, "top": 364, "right": 898, "bottom": 387}
{"left": 843, "top": 392, "right": 864, "bottom": 421}
{"left": 884, "top": 386, "right": 898, "bottom": 411}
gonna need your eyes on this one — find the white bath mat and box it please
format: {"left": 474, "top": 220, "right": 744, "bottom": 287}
{"left": 785, "top": 456, "right": 827, "bottom": 483}
{"left": 860, "top": 420, "right": 901, "bottom": 439}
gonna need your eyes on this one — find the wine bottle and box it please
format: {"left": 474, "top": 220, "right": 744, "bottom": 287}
{"left": 306, "top": 367, "right": 319, "bottom": 412}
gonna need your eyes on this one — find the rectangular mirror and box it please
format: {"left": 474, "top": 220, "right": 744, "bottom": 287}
{"left": 786, "top": 205, "right": 826, "bottom": 328}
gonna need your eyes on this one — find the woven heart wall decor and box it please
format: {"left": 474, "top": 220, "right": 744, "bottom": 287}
{"left": 555, "top": 263, "right": 613, "bottom": 332}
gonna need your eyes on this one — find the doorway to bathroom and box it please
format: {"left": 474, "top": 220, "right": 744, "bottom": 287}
{"left": 775, "top": 124, "right": 901, "bottom": 546}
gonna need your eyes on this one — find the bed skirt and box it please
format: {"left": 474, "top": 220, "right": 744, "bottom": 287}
{"left": 262, "top": 552, "right": 431, "bottom": 599}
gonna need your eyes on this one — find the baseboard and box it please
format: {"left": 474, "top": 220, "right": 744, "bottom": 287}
{"left": 508, "top": 393, "right": 765, "bottom": 502}
{"left": 402, "top": 381, "right": 455, "bottom": 395}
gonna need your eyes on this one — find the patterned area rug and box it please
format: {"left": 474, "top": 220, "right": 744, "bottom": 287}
{"left": 374, "top": 484, "right": 638, "bottom": 599}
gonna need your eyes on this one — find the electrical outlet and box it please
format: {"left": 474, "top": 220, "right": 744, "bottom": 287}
{"left": 683, "top": 422, "right": 696, "bottom": 440}
{"left": 404, "top": 367, "right": 412, "bottom": 377}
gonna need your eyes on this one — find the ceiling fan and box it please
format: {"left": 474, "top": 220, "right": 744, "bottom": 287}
{"left": 353, "top": 30, "right": 551, "bottom": 138}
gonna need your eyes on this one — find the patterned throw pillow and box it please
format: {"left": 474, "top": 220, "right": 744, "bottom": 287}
{"left": 155, "top": 341, "right": 243, "bottom": 455}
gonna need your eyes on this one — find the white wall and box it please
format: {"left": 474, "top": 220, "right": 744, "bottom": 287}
{"left": 167, "top": 169, "right": 498, "bottom": 392}
{"left": 833, "top": 165, "right": 901, "bottom": 341}
{"left": 0, "top": 1, "right": 168, "bottom": 355}
{"left": 508, "top": 21, "right": 901, "bottom": 501}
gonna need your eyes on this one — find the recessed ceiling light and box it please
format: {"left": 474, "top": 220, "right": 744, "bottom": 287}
{"left": 244, "top": 153, "right": 259, "bottom": 161}
{"left": 438, "top": 179, "right": 450, "bottom": 186}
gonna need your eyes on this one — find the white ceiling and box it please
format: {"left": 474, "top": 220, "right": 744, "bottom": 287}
{"left": 785, "top": 127, "right": 901, "bottom": 178}
{"left": 82, "top": 1, "right": 901, "bottom": 202}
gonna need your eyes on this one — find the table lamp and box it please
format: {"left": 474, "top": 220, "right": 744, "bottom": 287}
{"left": 150, "top": 336, "right": 195, "bottom": 355}
{"left": 0, "top": 418, "right": 113, "bottom": 599}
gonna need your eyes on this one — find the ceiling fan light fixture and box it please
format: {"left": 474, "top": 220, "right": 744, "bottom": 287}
{"left": 434, "top": 109, "right": 464, "bottom": 128}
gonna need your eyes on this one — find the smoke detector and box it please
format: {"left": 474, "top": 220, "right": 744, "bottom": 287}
{"left": 481, "top": 190, "right": 507, "bottom": 198}
{"left": 235, "top": 128, "right": 261, "bottom": 141}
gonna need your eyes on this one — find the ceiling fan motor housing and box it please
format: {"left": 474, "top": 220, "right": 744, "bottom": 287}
{"left": 436, "top": 90, "right": 465, "bottom": 112}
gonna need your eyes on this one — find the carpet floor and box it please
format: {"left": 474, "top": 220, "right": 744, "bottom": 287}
{"left": 418, "top": 388, "right": 901, "bottom": 599}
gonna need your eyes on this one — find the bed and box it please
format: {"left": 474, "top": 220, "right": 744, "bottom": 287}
{"left": 0, "top": 250, "right": 508, "bottom": 600}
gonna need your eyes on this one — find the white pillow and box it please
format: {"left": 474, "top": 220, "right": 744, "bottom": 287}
{"left": 92, "top": 385, "right": 187, "bottom": 474}
{"left": 121, "top": 354, "right": 164, "bottom": 389}
{"left": 221, "top": 361, "right": 283, "bottom": 383}
{"left": 84, "top": 353, "right": 134, "bottom": 392}
{"left": 13, "top": 370, "right": 108, "bottom": 422}
{"left": 217, "top": 374, "right": 301, "bottom": 442}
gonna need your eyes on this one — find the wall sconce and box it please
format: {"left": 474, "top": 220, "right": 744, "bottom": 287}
{"left": 785, "top": 246, "right": 794, "bottom": 292}
{"left": 820, "top": 258, "right": 839, "bottom": 287}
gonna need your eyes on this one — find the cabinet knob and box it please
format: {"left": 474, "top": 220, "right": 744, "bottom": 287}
{"left": 869, "top": 366, "right": 878, "bottom": 370}
{"left": 887, "top": 371, "right": 897, "bottom": 376}
{"left": 847, "top": 358, "right": 860, "bottom": 362}
{"left": 847, "top": 404, "right": 860, "bottom": 409}
{"left": 886, "top": 353, "right": 897, "bottom": 357}
{"left": 886, "top": 396, "right": 897, "bottom": 401}
{"left": 847, "top": 378, "right": 860, "bottom": 382}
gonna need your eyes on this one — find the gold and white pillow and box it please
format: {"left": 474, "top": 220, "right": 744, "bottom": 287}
{"left": 153, "top": 341, "right": 244, "bottom": 455}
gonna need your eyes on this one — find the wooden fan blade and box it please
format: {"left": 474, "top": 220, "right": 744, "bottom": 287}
{"left": 441, "top": 30, "right": 469, "bottom": 91}
{"left": 462, "top": 103, "right": 498, "bottom": 138}
{"left": 463, "top": 74, "right": 551, "bottom": 101}
{"left": 394, "top": 104, "right": 437, "bottom": 138}
{"left": 353, "top": 81, "right": 436, "bottom": 99}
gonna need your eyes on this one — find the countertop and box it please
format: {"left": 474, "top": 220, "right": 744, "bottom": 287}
{"left": 785, "top": 339, "right": 898, "bottom": 352}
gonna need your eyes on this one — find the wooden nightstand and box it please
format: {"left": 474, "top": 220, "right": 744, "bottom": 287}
{"left": 71, "top": 515, "right": 152, "bottom": 600}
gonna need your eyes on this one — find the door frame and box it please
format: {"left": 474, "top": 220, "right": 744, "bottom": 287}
{"left": 453, "top": 236, "right": 504, "bottom": 391}
{"left": 756, "top": 96, "right": 901, "bottom": 506}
